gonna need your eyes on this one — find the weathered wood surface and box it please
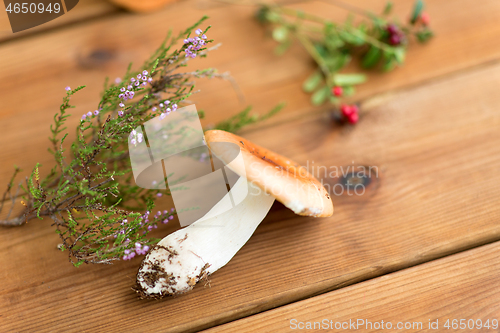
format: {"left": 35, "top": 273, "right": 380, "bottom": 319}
{"left": 0, "top": 0, "right": 118, "bottom": 42}
{"left": 1, "top": 0, "right": 500, "bottom": 332}
{"left": 3, "top": 0, "right": 500, "bottom": 182}
{"left": 204, "top": 241, "right": 500, "bottom": 332}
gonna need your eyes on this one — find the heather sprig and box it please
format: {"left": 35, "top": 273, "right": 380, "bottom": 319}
{"left": 0, "top": 17, "right": 279, "bottom": 266}
{"left": 257, "top": 0, "right": 434, "bottom": 124}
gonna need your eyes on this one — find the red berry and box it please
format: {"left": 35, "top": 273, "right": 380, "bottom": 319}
{"left": 340, "top": 104, "right": 353, "bottom": 116}
{"left": 386, "top": 24, "right": 398, "bottom": 35}
{"left": 420, "top": 12, "right": 430, "bottom": 25}
{"left": 347, "top": 112, "right": 359, "bottom": 124}
{"left": 389, "top": 34, "right": 401, "bottom": 45}
{"left": 350, "top": 104, "right": 359, "bottom": 114}
{"left": 332, "top": 86, "right": 343, "bottom": 97}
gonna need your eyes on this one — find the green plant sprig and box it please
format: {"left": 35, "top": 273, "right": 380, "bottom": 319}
{"left": 257, "top": 0, "right": 434, "bottom": 111}
{"left": 0, "top": 17, "right": 280, "bottom": 266}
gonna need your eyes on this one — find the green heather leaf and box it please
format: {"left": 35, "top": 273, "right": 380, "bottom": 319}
{"left": 272, "top": 26, "right": 289, "bottom": 42}
{"left": 311, "top": 85, "right": 330, "bottom": 106}
{"left": 342, "top": 85, "right": 355, "bottom": 96}
{"left": 411, "top": 0, "right": 424, "bottom": 24}
{"left": 325, "top": 34, "right": 344, "bottom": 51}
{"left": 416, "top": 29, "right": 434, "bottom": 42}
{"left": 303, "top": 71, "right": 323, "bottom": 93}
{"left": 333, "top": 73, "right": 367, "bottom": 86}
{"left": 314, "top": 43, "right": 329, "bottom": 59}
{"left": 324, "top": 52, "right": 350, "bottom": 72}
{"left": 339, "top": 30, "right": 365, "bottom": 46}
{"left": 383, "top": 1, "right": 393, "bottom": 15}
{"left": 393, "top": 47, "right": 406, "bottom": 63}
{"left": 362, "top": 46, "right": 382, "bottom": 68}
{"left": 382, "top": 56, "right": 397, "bottom": 71}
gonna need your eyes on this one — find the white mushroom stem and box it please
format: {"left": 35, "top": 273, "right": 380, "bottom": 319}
{"left": 135, "top": 178, "right": 275, "bottom": 298}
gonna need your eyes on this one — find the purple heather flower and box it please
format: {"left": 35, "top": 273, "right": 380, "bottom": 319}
{"left": 115, "top": 77, "right": 121, "bottom": 84}
{"left": 118, "top": 111, "right": 124, "bottom": 117}
{"left": 142, "top": 70, "right": 148, "bottom": 75}
{"left": 202, "top": 34, "right": 207, "bottom": 39}
{"left": 152, "top": 106, "right": 157, "bottom": 112}
{"left": 134, "top": 81, "right": 140, "bottom": 86}
{"left": 141, "top": 76, "right": 147, "bottom": 81}
{"left": 172, "top": 104, "right": 177, "bottom": 110}
{"left": 195, "top": 28, "right": 203, "bottom": 35}
{"left": 119, "top": 94, "right": 124, "bottom": 99}
{"left": 171, "top": 208, "right": 175, "bottom": 212}
{"left": 127, "top": 84, "right": 133, "bottom": 90}
{"left": 130, "top": 138, "right": 136, "bottom": 145}
{"left": 120, "top": 87, "right": 126, "bottom": 92}
{"left": 147, "top": 77, "right": 153, "bottom": 83}
{"left": 135, "top": 242, "right": 142, "bottom": 248}
{"left": 137, "top": 74, "right": 142, "bottom": 79}
{"left": 191, "top": 53, "right": 196, "bottom": 58}
{"left": 166, "top": 108, "right": 171, "bottom": 112}
{"left": 162, "top": 219, "right": 168, "bottom": 224}
{"left": 137, "top": 133, "right": 143, "bottom": 143}
{"left": 65, "top": 86, "right": 71, "bottom": 91}
{"left": 94, "top": 110, "right": 99, "bottom": 115}
{"left": 124, "top": 249, "right": 130, "bottom": 255}
{"left": 143, "top": 246, "right": 150, "bottom": 252}
{"left": 165, "top": 100, "right": 170, "bottom": 105}
{"left": 184, "top": 39, "right": 189, "bottom": 44}
{"left": 81, "top": 114, "right": 86, "bottom": 120}
{"left": 87, "top": 111, "right": 92, "bottom": 117}
{"left": 159, "top": 113, "right": 166, "bottom": 120}
{"left": 157, "top": 193, "right": 162, "bottom": 197}
{"left": 119, "top": 102, "right": 125, "bottom": 108}
{"left": 131, "top": 77, "right": 136, "bottom": 82}
{"left": 159, "top": 103, "right": 164, "bottom": 108}
{"left": 129, "top": 91, "right": 135, "bottom": 98}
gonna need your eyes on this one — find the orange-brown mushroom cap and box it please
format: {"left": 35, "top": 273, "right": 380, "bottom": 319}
{"left": 204, "top": 130, "right": 333, "bottom": 217}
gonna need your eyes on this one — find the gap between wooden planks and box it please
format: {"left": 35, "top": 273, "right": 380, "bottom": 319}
{"left": 3, "top": 0, "right": 500, "bottom": 183}
{"left": 203, "top": 241, "right": 500, "bottom": 333}
{"left": 1, "top": 42, "right": 500, "bottom": 332}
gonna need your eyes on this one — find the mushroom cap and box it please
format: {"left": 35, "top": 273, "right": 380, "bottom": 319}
{"left": 204, "top": 130, "right": 333, "bottom": 217}
{"left": 107, "top": 0, "right": 177, "bottom": 12}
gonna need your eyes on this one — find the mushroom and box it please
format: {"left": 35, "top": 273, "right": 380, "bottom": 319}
{"left": 134, "top": 130, "right": 333, "bottom": 298}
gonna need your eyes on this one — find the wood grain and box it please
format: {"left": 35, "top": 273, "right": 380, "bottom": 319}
{"left": 2, "top": 41, "right": 500, "bottom": 332}
{"left": 3, "top": 0, "right": 500, "bottom": 183}
{"left": 2, "top": 0, "right": 500, "bottom": 332}
{"left": 204, "top": 241, "right": 500, "bottom": 332}
{"left": 0, "top": 0, "right": 118, "bottom": 42}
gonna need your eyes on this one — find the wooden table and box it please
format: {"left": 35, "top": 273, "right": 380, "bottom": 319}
{"left": 1, "top": 0, "right": 500, "bottom": 332}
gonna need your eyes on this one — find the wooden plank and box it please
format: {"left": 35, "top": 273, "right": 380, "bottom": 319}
{"left": 0, "top": 0, "right": 118, "bottom": 42}
{"left": 4, "top": 0, "right": 500, "bottom": 184}
{"left": 204, "top": 241, "right": 500, "bottom": 333}
{"left": 1, "top": 41, "right": 500, "bottom": 332}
